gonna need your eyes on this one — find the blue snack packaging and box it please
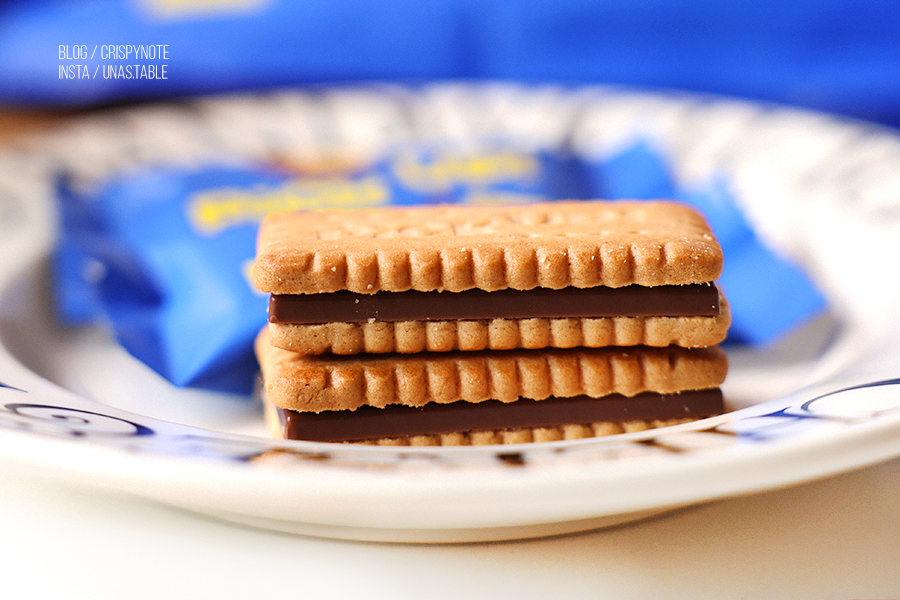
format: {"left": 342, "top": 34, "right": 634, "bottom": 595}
{"left": 53, "top": 142, "right": 826, "bottom": 394}
{"left": 589, "top": 142, "right": 826, "bottom": 345}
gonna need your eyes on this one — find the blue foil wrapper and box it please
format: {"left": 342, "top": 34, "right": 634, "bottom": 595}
{"left": 53, "top": 143, "right": 825, "bottom": 394}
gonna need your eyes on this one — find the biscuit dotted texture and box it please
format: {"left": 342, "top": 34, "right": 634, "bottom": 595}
{"left": 252, "top": 201, "right": 723, "bottom": 294}
{"left": 256, "top": 327, "right": 728, "bottom": 413}
{"left": 267, "top": 292, "right": 731, "bottom": 354}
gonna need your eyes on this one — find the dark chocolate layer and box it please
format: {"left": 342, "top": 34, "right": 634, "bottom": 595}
{"left": 281, "top": 388, "right": 724, "bottom": 442}
{"left": 269, "top": 284, "right": 720, "bottom": 325}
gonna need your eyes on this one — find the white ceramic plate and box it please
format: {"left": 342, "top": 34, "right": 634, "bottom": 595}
{"left": 1, "top": 84, "right": 900, "bottom": 543}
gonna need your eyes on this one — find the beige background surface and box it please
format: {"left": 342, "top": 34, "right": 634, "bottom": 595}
{"left": 1, "top": 454, "right": 899, "bottom": 599}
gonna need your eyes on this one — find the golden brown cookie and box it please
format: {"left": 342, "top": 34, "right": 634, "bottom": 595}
{"left": 256, "top": 327, "right": 727, "bottom": 412}
{"left": 253, "top": 200, "right": 723, "bottom": 294}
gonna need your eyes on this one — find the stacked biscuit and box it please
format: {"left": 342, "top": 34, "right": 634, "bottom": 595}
{"left": 253, "top": 200, "right": 729, "bottom": 445}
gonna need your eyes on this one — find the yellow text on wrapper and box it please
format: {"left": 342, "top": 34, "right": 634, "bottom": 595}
{"left": 186, "top": 175, "right": 388, "bottom": 236}
{"left": 393, "top": 151, "right": 539, "bottom": 193}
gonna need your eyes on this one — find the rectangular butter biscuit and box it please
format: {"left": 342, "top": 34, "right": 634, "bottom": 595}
{"left": 253, "top": 200, "right": 722, "bottom": 294}
{"left": 256, "top": 327, "right": 728, "bottom": 413}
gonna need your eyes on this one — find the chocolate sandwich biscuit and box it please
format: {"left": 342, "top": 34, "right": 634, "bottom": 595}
{"left": 253, "top": 201, "right": 729, "bottom": 355}
{"left": 256, "top": 326, "right": 727, "bottom": 445}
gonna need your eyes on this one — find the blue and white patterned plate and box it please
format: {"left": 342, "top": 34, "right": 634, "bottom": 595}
{"left": 1, "top": 85, "right": 899, "bottom": 542}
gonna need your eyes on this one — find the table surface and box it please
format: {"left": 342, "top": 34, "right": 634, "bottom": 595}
{"left": 1, "top": 454, "right": 899, "bottom": 600}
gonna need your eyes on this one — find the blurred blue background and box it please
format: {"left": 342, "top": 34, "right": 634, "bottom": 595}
{"left": 2, "top": 0, "right": 899, "bottom": 128}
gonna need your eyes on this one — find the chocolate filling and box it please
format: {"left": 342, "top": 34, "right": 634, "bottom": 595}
{"left": 269, "top": 284, "right": 720, "bottom": 325}
{"left": 281, "top": 388, "right": 724, "bottom": 442}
